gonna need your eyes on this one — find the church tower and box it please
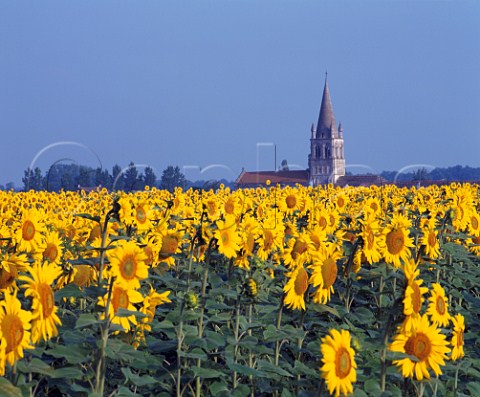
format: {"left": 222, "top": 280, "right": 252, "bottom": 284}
{"left": 308, "top": 74, "right": 345, "bottom": 185}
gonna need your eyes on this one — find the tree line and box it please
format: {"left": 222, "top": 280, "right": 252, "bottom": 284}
{"left": 380, "top": 165, "right": 480, "bottom": 182}
{"left": 22, "top": 163, "right": 187, "bottom": 192}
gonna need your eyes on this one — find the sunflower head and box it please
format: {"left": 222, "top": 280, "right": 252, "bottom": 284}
{"left": 320, "top": 328, "right": 357, "bottom": 397}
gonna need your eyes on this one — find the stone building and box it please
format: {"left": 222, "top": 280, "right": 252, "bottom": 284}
{"left": 308, "top": 74, "right": 345, "bottom": 185}
{"left": 236, "top": 75, "right": 384, "bottom": 188}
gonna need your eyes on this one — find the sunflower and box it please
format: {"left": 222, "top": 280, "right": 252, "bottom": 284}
{"left": 381, "top": 214, "right": 414, "bottom": 268}
{"left": 309, "top": 244, "right": 342, "bottom": 304}
{"left": 20, "top": 262, "right": 62, "bottom": 343}
{"left": 42, "top": 230, "right": 64, "bottom": 265}
{"left": 204, "top": 196, "right": 221, "bottom": 221}
{"left": 401, "top": 259, "right": 428, "bottom": 333}
{"left": 158, "top": 231, "right": 183, "bottom": 267}
{"left": 427, "top": 283, "right": 451, "bottom": 327}
{"left": 0, "top": 253, "right": 30, "bottom": 291}
{"left": 320, "top": 328, "right": 357, "bottom": 397}
{"left": 235, "top": 225, "right": 257, "bottom": 270}
{"left": 132, "top": 201, "right": 154, "bottom": 233}
{"left": 278, "top": 188, "right": 303, "bottom": 215}
{"left": 282, "top": 233, "right": 313, "bottom": 268}
{"left": 134, "top": 286, "right": 171, "bottom": 347}
{"left": 214, "top": 216, "right": 241, "bottom": 259}
{"left": 467, "top": 211, "right": 480, "bottom": 237}
{"left": 0, "top": 292, "right": 33, "bottom": 374}
{"left": 333, "top": 192, "right": 349, "bottom": 213}
{"left": 467, "top": 235, "right": 480, "bottom": 256}
{"left": 450, "top": 313, "right": 465, "bottom": 361}
{"left": 221, "top": 194, "right": 242, "bottom": 218}
{"left": 358, "top": 215, "right": 384, "bottom": 265}
{"left": 98, "top": 284, "right": 143, "bottom": 333}
{"left": 257, "top": 215, "right": 284, "bottom": 261}
{"left": 390, "top": 314, "right": 450, "bottom": 380}
{"left": 15, "top": 209, "right": 46, "bottom": 255}
{"left": 420, "top": 225, "right": 441, "bottom": 260}
{"left": 283, "top": 265, "right": 309, "bottom": 311}
{"left": 107, "top": 240, "right": 149, "bottom": 290}
{"left": 72, "top": 264, "right": 96, "bottom": 288}
{"left": 363, "top": 196, "right": 382, "bottom": 217}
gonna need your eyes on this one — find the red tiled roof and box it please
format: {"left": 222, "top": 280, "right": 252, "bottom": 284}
{"left": 235, "top": 170, "right": 309, "bottom": 187}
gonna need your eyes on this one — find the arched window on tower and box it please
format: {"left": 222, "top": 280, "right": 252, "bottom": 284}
{"left": 315, "top": 145, "right": 321, "bottom": 158}
{"left": 325, "top": 144, "right": 331, "bottom": 159}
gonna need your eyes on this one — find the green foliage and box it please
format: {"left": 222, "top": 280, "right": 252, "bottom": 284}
{"left": 5, "top": 208, "right": 480, "bottom": 397}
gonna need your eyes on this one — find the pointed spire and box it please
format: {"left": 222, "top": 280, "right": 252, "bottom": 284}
{"left": 316, "top": 74, "right": 337, "bottom": 138}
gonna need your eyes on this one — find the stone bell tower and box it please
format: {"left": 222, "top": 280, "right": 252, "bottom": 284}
{"left": 308, "top": 74, "right": 345, "bottom": 185}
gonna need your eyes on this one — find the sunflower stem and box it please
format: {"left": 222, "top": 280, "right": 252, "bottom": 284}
{"left": 98, "top": 202, "right": 119, "bottom": 284}
{"left": 176, "top": 302, "right": 185, "bottom": 397}
{"left": 94, "top": 276, "right": 114, "bottom": 395}
{"left": 233, "top": 295, "right": 241, "bottom": 389}
{"left": 453, "top": 362, "right": 459, "bottom": 396}
{"left": 344, "top": 237, "right": 361, "bottom": 312}
{"left": 296, "top": 309, "right": 306, "bottom": 395}
{"left": 248, "top": 303, "right": 254, "bottom": 397}
{"left": 195, "top": 264, "right": 209, "bottom": 397}
{"left": 418, "top": 381, "right": 425, "bottom": 397}
{"left": 274, "top": 294, "right": 285, "bottom": 367}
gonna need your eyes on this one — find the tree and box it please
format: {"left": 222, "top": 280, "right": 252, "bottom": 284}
{"left": 22, "top": 167, "right": 45, "bottom": 191}
{"left": 94, "top": 167, "right": 112, "bottom": 189}
{"left": 77, "top": 166, "right": 92, "bottom": 187}
{"left": 123, "top": 162, "right": 140, "bottom": 192}
{"left": 412, "top": 168, "right": 428, "bottom": 182}
{"left": 61, "top": 172, "right": 75, "bottom": 191}
{"left": 143, "top": 166, "right": 157, "bottom": 188}
{"left": 112, "top": 164, "right": 125, "bottom": 191}
{"left": 160, "top": 166, "right": 186, "bottom": 192}
{"left": 279, "top": 159, "right": 289, "bottom": 171}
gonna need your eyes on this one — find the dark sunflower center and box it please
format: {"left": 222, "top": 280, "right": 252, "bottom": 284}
{"left": 292, "top": 239, "right": 308, "bottom": 259}
{"left": 471, "top": 216, "right": 479, "bottom": 230}
{"left": 73, "top": 265, "right": 91, "bottom": 287}
{"left": 112, "top": 287, "right": 129, "bottom": 312}
{"left": 2, "top": 314, "right": 24, "bottom": 353}
{"left": 22, "top": 220, "right": 36, "bottom": 241}
{"left": 428, "top": 231, "right": 436, "bottom": 248}
{"left": 120, "top": 256, "right": 136, "bottom": 279}
{"left": 319, "top": 216, "right": 327, "bottom": 229}
{"left": 263, "top": 231, "right": 274, "bottom": 250}
{"left": 225, "top": 200, "right": 235, "bottom": 214}
{"left": 405, "top": 332, "right": 431, "bottom": 361}
{"left": 386, "top": 228, "right": 405, "bottom": 255}
{"left": 286, "top": 195, "right": 297, "bottom": 209}
{"left": 136, "top": 207, "right": 146, "bottom": 223}
{"left": 221, "top": 231, "right": 230, "bottom": 245}
{"left": 411, "top": 282, "right": 421, "bottom": 313}
{"left": 322, "top": 258, "right": 338, "bottom": 288}
{"left": 0, "top": 265, "right": 18, "bottom": 290}
{"left": 144, "top": 246, "right": 153, "bottom": 266}
{"left": 436, "top": 295, "right": 446, "bottom": 315}
{"left": 457, "top": 330, "right": 464, "bottom": 347}
{"left": 335, "top": 347, "right": 351, "bottom": 379}
{"left": 160, "top": 235, "right": 179, "bottom": 257}
{"left": 39, "top": 283, "right": 54, "bottom": 318}
{"left": 43, "top": 243, "right": 58, "bottom": 262}
{"left": 294, "top": 268, "right": 309, "bottom": 295}
{"left": 367, "top": 229, "right": 375, "bottom": 249}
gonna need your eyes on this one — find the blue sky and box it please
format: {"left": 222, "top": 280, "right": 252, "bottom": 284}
{"left": 1, "top": 1, "right": 479, "bottom": 185}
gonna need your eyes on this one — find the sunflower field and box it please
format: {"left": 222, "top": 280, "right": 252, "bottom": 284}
{"left": 0, "top": 182, "right": 479, "bottom": 396}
